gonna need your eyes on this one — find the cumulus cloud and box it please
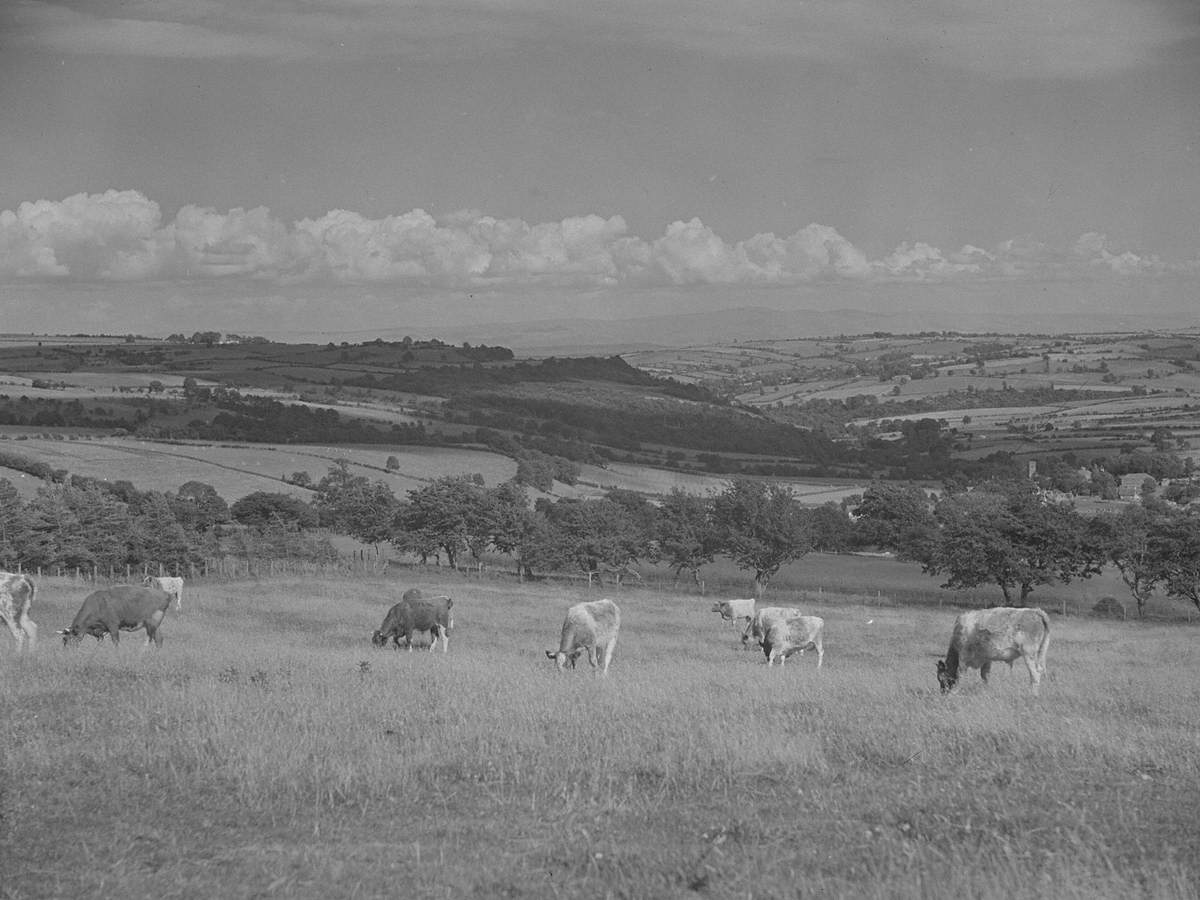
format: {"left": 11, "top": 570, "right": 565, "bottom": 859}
{"left": 1072, "top": 232, "right": 1164, "bottom": 276}
{"left": 0, "top": 190, "right": 1192, "bottom": 291}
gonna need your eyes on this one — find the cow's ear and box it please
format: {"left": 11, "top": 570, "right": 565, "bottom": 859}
{"left": 545, "top": 651, "right": 557, "bottom": 660}
{"left": 936, "top": 660, "right": 946, "bottom": 673}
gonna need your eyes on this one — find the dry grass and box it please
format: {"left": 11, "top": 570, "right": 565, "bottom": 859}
{"left": 3, "top": 574, "right": 1199, "bottom": 899}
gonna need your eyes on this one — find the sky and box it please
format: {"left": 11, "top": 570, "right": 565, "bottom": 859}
{"left": 1, "top": 1, "right": 1199, "bottom": 342}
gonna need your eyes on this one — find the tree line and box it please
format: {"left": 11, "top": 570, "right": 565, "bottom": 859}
{"left": 853, "top": 481, "right": 1200, "bottom": 616}
{"left": 3, "top": 460, "right": 1197, "bottom": 616}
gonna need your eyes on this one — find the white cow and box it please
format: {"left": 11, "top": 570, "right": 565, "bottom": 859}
{"left": 744, "top": 607, "right": 824, "bottom": 668}
{"left": 1, "top": 571, "right": 38, "bottom": 652}
{"left": 545, "top": 599, "right": 621, "bottom": 675}
{"left": 143, "top": 575, "right": 184, "bottom": 610}
{"left": 711, "top": 598, "right": 756, "bottom": 626}
{"left": 936, "top": 607, "right": 1050, "bottom": 695}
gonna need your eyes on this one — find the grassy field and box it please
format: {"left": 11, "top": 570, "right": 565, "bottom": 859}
{"left": 3, "top": 572, "right": 1198, "bottom": 899}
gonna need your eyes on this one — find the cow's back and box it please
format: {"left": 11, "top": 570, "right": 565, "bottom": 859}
{"left": 76, "top": 585, "right": 170, "bottom": 624}
{"left": 561, "top": 599, "right": 620, "bottom": 650}
{"left": 955, "top": 607, "right": 1047, "bottom": 667}
{"left": 406, "top": 596, "right": 452, "bottom": 630}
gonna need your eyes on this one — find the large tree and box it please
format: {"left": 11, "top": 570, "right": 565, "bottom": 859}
{"left": 170, "top": 481, "right": 230, "bottom": 532}
{"left": 1151, "top": 508, "right": 1200, "bottom": 612}
{"left": 394, "top": 475, "right": 493, "bottom": 570}
{"left": 711, "top": 478, "right": 812, "bottom": 597}
{"left": 230, "top": 492, "right": 319, "bottom": 531}
{"left": 133, "top": 492, "right": 195, "bottom": 571}
{"left": 24, "top": 483, "right": 132, "bottom": 571}
{"left": 851, "top": 482, "right": 937, "bottom": 559}
{"left": 924, "top": 482, "right": 1102, "bottom": 605}
{"left": 654, "top": 489, "right": 720, "bottom": 588}
{"left": 313, "top": 463, "right": 399, "bottom": 547}
{"left": 0, "top": 478, "right": 33, "bottom": 569}
{"left": 539, "top": 498, "right": 643, "bottom": 583}
{"left": 1092, "top": 504, "right": 1165, "bottom": 617}
{"left": 485, "top": 480, "right": 535, "bottom": 574}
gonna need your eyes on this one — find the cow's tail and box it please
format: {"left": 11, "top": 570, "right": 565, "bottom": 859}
{"left": 1034, "top": 608, "right": 1051, "bottom": 673}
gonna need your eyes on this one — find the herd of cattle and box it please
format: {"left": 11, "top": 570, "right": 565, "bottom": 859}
{"left": 0, "top": 570, "right": 1051, "bottom": 694}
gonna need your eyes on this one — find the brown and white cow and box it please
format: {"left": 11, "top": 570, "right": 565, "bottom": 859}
{"left": 740, "top": 606, "right": 802, "bottom": 648}
{"left": 711, "top": 598, "right": 756, "bottom": 626}
{"left": 58, "top": 585, "right": 173, "bottom": 648}
{"left": 143, "top": 575, "right": 184, "bottom": 610}
{"left": 1, "top": 571, "right": 38, "bottom": 653}
{"left": 936, "top": 607, "right": 1050, "bottom": 695}
{"left": 745, "top": 607, "right": 824, "bottom": 667}
{"left": 545, "top": 599, "right": 620, "bottom": 675}
{"left": 372, "top": 590, "right": 454, "bottom": 652}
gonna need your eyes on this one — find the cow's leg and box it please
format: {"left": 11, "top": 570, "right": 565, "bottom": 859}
{"left": 600, "top": 640, "right": 614, "bottom": 675}
{"left": 175, "top": 591, "right": 182, "bottom": 611}
{"left": 979, "top": 661, "right": 991, "bottom": 684}
{"left": 2, "top": 615, "right": 25, "bottom": 652}
{"left": 814, "top": 638, "right": 823, "bottom": 669}
{"left": 20, "top": 612, "right": 37, "bottom": 650}
{"left": 586, "top": 646, "right": 599, "bottom": 671}
{"left": 145, "top": 611, "right": 166, "bottom": 648}
{"left": 437, "top": 625, "right": 448, "bottom": 653}
{"left": 1023, "top": 654, "right": 1041, "bottom": 693}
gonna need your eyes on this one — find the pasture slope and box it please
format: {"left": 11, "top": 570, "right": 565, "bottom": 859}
{"left": 3, "top": 574, "right": 1199, "bottom": 899}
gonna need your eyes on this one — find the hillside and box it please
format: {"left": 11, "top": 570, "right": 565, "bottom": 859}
{"left": 1, "top": 329, "right": 1197, "bottom": 503}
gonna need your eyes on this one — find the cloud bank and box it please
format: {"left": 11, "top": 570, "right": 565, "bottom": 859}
{"left": 1, "top": 190, "right": 1189, "bottom": 293}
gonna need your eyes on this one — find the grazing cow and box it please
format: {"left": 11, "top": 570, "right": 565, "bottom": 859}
{"left": 0, "top": 571, "right": 38, "bottom": 653}
{"left": 745, "top": 607, "right": 824, "bottom": 667}
{"left": 58, "top": 585, "right": 173, "bottom": 648}
{"left": 545, "top": 599, "right": 620, "bottom": 675}
{"left": 143, "top": 575, "right": 184, "bottom": 610}
{"left": 371, "top": 591, "right": 454, "bottom": 652}
{"left": 936, "top": 607, "right": 1050, "bottom": 695}
{"left": 739, "top": 606, "right": 803, "bottom": 647}
{"left": 711, "top": 598, "right": 756, "bottom": 626}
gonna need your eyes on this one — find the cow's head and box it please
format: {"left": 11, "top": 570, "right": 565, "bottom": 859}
{"left": 741, "top": 617, "right": 761, "bottom": 647}
{"left": 370, "top": 630, "right": 388, "bottom": 648}
{"left": 936, "top": 660, "right": 957, "bottom": 693}
{"left": 710, "top": 601, "right": 725, "bottom": 614}
{"left": 58, "top": 626, "right": 84, "bottom": 647}
{"left": 545, "top": 649, "right": 583, "bottom": 670}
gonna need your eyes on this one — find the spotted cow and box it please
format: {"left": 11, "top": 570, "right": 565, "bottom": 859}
{"left": 545, "top": 599, "right": 620, "bottom": 675}
{"left": 0, "top": 571, "right": 38, "bottom": 653}
{"left": 936, "top": 607, "right": 1050, "bottom": 695}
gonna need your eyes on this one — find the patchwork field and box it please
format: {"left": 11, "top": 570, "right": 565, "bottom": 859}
{"left": 0, "top": 436, "right": 521, "bottom": 501}
{"left": 4, "top": 572, "right": 1198, "bottom": 899}
{"left": 0, "top": 435, "right": 869, "bottom": 506}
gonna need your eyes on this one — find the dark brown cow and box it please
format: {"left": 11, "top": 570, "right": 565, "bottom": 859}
{"left": 372, "top": 591, "right": 454, "bottom": 652}
{"left": 936, "top": 607, "right": 1051, "bottom": 695}
{"left": 58, "top": 585, "right": 173, "bottom": 648}
{"left": 1, "top": 571, "right": 38, "bottom": 653}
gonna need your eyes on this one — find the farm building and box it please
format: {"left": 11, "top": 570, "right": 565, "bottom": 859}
{"left": 1118, "top": 472, "right": 1157, "bottom": 500}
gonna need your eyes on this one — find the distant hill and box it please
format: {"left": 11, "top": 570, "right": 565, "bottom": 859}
{"left": 432, "top": 306, "right": 1200, "bottom": 351}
